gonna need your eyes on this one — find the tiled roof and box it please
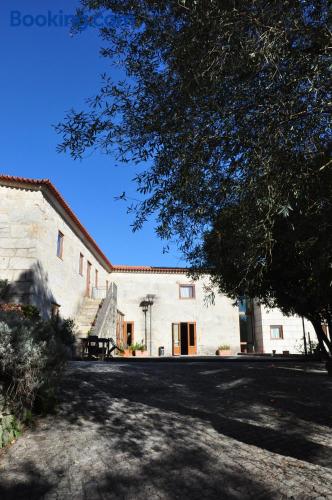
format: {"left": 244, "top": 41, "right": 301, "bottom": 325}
{"left": 112, "top": 265, "right": 188, "bottom": 274}
{"left": 0, "top": 174, "right": 113, "bottom": 272}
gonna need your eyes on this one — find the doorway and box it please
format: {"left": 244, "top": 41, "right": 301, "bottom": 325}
{"left": 172, "top": 322, "right": 197, "bottom": 355}
{"left": 180, "top": 323, "right": 189, "bottom": 355}
{"left": 123, "top": 321, "right": 134, "bottom": 347}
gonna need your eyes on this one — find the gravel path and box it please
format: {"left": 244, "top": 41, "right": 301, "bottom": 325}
{"left": 0, "top": 360, "right": 331, "bottom": 499}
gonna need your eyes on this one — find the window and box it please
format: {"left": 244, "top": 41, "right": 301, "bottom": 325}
{"left": 270, "top": 325, "right": 283, "bottom": 339}
{"left": 179, "top": 284, "right": 195, "bottom": 299}
{"left": 106, "top": 280, "right": 109, "bottom": 291}
{"left": 95, "top": 269, "right": 98, "bottom": 288}
{"left": 79, "top": 253, "right": 84, "bottom": 275}
{"left": 56, "top": 231, "right": 64, "bottom": 259}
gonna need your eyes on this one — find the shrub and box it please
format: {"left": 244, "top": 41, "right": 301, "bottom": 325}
{"left": 21, "top": 305, "right": 41, "bottom": 321}
{"left": 129, "top": 342, "right": 146, "bottom": 352}
{"left": 295, "top": 338, "right": 319, "bottom": 356}
{"left": 0, "top": 280, "right": 9, "bottom": 300}
{"left": 218, "top": 344, "right": 230, "bottom": 351}
{"left": 0, "top": 310, "right": 76, "bottom": 417}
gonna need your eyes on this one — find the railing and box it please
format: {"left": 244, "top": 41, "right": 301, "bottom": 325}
{"left": 91, "top": 283, "right": 117, "bottom": 338}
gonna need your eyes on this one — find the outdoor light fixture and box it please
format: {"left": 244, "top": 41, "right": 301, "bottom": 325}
{"left": 140, "top": 299, "right": 149, "bottom": 349}
{"left": 139, "top": 295, "right": 155, "bottom": 356}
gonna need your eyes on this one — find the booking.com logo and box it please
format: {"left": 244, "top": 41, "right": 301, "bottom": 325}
{"left": 10, "top": 10, "right": 125, "bottom": 29}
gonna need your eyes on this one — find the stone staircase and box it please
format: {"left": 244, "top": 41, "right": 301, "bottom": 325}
{"left": 75, "top": 297, "right": 103, "bottom": 336}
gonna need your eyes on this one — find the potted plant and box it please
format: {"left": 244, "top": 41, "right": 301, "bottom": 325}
{"left": 121, "top": 343, "right": 132, "bottom": 357}
{"left": 130, "top": 342, "right": 148, "bottom": 357}
{"left": 217, "top": 344, "right": 231, "bottom": 356}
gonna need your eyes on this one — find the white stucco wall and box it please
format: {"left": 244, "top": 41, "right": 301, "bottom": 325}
{"left": 112, "top": 271, "right": 241, "bottom": 356}
{"left": 254, "top": 304, "right": 316, "bottom": 354}
{"left": 0, "top": 184, "right": 111, "bottom": 319}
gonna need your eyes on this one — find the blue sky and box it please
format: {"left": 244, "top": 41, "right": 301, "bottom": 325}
{"left": 0, "top": 1, "right": 184, "bottom": 267}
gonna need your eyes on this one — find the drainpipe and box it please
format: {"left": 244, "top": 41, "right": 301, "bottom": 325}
{"left": 250, "top": 299, "right": 256, "bottom": 353}
{"left": 149, "top": 302, "right": 152, "bottom": 356}
{"left": 146, "top": 294, "right": 155, "bottom": 356}
{"left": 144, "top": 308, "right": 148, "bottom": 350}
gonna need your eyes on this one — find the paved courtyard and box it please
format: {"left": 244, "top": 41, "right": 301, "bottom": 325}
{"left": 0, "top": 360, "right": 331, "bottom": 499}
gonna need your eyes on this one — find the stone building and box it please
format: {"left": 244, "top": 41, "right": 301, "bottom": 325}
{"left": 0, "top": 174, "right": 317, "bottom": 355}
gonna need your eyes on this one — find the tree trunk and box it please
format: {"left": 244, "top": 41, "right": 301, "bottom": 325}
{"left": 323, "top": 313, "right": 332, "bottom": 376}
{"left": 326, "top": 311, "right": 332, "bottom": 343}
{"left": 310, "top": 317, "right": 332, "bottom": 360}
{"left": 309, "top": 319, "right": 332, "bottom": 376}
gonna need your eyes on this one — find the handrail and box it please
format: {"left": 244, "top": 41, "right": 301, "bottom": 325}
{"left": 92, "top": 282, "right": 117, "bottom": 338}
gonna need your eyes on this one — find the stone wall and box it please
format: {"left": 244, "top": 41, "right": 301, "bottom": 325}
{"left": 0, "top": 184, "right": 111, "bottom": 319}
{"left": 0, "top": 185, "right": 40, "bottom": 304}
{"left": 34, "top": 189, "right": 110, "bottom": 318}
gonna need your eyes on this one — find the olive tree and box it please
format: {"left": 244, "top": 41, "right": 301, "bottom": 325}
{"left": 57, "top": 1, "right": 332, "bottom": 354}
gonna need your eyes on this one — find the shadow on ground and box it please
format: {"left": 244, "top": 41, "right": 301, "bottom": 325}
{"left": 0, "top": 361, "right": 331, "bottom": 499}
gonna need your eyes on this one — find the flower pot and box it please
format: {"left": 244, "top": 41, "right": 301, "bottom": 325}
{"left": 217, "top": 349, "right": 231, "bottom": 356}
{"left": 133, "top": 350, "right": 148, "bottom": 357}
{"left": 123, "top": 349, "right": 131, "bottom": 357}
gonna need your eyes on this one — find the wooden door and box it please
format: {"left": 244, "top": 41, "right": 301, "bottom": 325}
{"left": 86, "top": 261, "right": 92, "bottom": 297}
{"left": 172, "top": 323, "right": 181, "bottom": 356}
{"left": 187, "top": 322, "right": 197, "bottom": 355}
{"left": 116, "top": 312, "right": 124, "bottom": 345}
{"left": 123, "top": 321, "right": 134, "bottom": 347}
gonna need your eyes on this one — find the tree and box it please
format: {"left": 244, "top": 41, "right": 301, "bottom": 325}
{"left": 201, "top": 156, "right": 332, "bottom": 356}
{"left": 56, "top": 1, "right": 332, "bottom": 354}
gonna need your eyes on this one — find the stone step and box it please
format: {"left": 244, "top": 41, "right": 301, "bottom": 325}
{"left": 76, "top": 312, "right": 98, "bottom": 318}
{"left": 76, "top": 320, "right": 94, "bottom": 327}
{"left": 76, "top": 317, "right": 97, "bottom": 324}
{"left": 78, "top": 308, "right": 99, "bottom": 314}
{"left": 76, "top": 313, "right": 97, "bottom": 320}
{"left": 81, "top": 301, "right": 101, "bottom": 307}
{"left": 78, "top": 311, "right": 97, "bottom": 317}
{"left": 75, "top": 305, "right": 100, "bottom": 314}
{"left": 76, "top": 313, "right": 97, "bottom": 319}
{"left": 74, "top": 297, "right": 103, "bottom": 336}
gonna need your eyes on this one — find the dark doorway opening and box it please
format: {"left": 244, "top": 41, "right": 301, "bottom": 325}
{"left": 126, "top": 322, "right": 133, "bottom": 346}
{"left": 124, "top": 321, "right": 134, "bottom": 347}
{"left": 180, "top": 322, "right": 189, "bottom": 355}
